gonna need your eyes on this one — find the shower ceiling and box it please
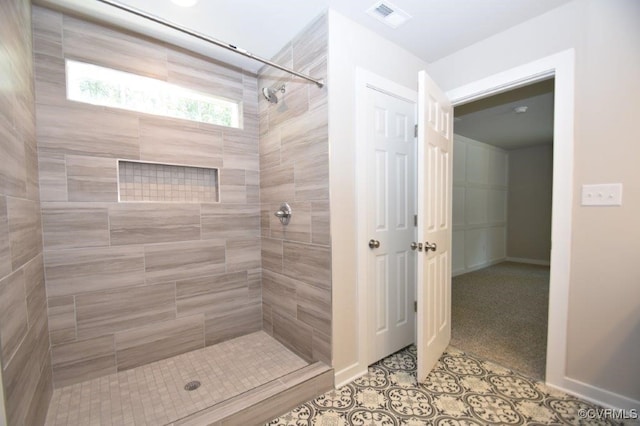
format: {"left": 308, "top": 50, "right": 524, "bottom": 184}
{"left": 34, "top": 0, "right": 572, "bottom": 73}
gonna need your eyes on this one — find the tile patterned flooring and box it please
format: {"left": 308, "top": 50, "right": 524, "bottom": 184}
{"left": 45, "top": 331, "right": 307, "bottom": 425}
{"left": 270, "top": 345, "right": 633, "bottom": 425}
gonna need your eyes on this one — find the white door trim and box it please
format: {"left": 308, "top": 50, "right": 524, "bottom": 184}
{"left": 335, "top": 68, "right": 417, "bottom": 387}
{"left": 447, "top": 49, "right": 630, "bottom": 410}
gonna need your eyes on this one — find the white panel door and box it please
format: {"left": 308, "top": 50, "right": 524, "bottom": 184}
{"left": 416, "top": 70, "right": 453, "bottom": 381}
{"left": 367, "top": 87, "right": 417, "bottom": 364}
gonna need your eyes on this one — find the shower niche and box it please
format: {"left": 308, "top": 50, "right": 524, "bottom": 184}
{"left": 118, "top": 160, "right": 219, "bottom": 203}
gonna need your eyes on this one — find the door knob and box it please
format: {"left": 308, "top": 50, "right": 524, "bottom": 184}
{"left": 410, "top": 242, "right": 423, "bottom": 252}
{"left": 368, "top": 239, "right": 380, "bottom": 249}
{"left": 424, "top": 241, "right": 437, "bottom": 252}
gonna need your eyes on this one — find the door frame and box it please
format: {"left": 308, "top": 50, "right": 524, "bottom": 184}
{"left": 447, "top": 49, "right": 575, "bottom": 392}
{"left": 354, "top": 67, "right": 418, "bottom": 379}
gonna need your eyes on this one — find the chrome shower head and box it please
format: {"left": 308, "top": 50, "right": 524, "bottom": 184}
{"left": 262, "top": 84, "right": 286, "bottom": 104}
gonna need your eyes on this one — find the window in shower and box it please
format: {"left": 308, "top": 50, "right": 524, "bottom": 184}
{"left": 66, "top": 59, "right": 241, "bottom": 128}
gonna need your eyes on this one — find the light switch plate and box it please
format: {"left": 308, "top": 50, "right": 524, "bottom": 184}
{"left": 581, "top": 183, "right": 622, "bottom": 206}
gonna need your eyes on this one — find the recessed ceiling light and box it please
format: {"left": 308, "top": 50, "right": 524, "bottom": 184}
{"left": 366, "top": 0, "right": 412, "bottom": 29}
{"left": 514, "top": 106, "right": 528, "bottom": 114}
{"left": 171, "top": 0, "right": 198, "bottom": 7}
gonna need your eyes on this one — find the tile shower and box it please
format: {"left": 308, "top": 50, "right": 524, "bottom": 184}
{"left": 0, "top": 0, "right": 331, "bottom": 424}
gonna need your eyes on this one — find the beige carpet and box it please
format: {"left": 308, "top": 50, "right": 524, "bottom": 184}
{"left": 451, "top": 261, "right": 549, "bottom": 380}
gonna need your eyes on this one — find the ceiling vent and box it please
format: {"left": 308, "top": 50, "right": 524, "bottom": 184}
{"left": 366, "top": 0, "right": 412, "bottom": 28}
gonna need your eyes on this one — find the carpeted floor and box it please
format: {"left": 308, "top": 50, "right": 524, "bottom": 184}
{"left": 269, "top": 345, "right": 626, "bottom": 425}
{"left": 451, "top": 261, "right": 550, "bottom": 381}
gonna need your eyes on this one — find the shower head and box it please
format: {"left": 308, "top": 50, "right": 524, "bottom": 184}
{"left": 262, "top": 84, "right": 286, "bottom": 104}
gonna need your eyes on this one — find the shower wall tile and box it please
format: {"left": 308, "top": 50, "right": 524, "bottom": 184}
{"left": 204, "top": 302, "right": 261, "bottom": 346}
{"left": 144, "top": 239, "right": 226, "bottom": 284}
{"left": 311, "top": 200, "right": 330, "bottom": 246}
{"left": 226, "top": 239, "right": 261, "bottom": 272}
{"left": 62, "top": 14, "right": 168, "bottom": 79}
{"left": 32, "top": 6, "right": 62, "bottom": 57}
{"left": 114, "top": 314, "right": 204, "bottom": 371}
{"left": 201, "top": 203, "right": 260, "bottom": 239}
{"left": 36, "top": 103, "right": 141, "bottom": 159}
{"left": 295, "top": 154, "right": 330, "bottom": 201}
{"left": 0, "top": 196, "right": 11, "bottom": 277}
{"left": 37, "top": 149, "right": 67, "bottom": 201}
{"left": 47, "top": 296, "right": 76, "bottom": 345}
{"left": 0, "top": 269, "right": 29, "bottom": 363}
{"left": 176, "top": 271, "right": 248, "bottom": 318}
{"left": 283, "top": 241, "right": 331, "bottom": 290}
{"left": 224, "top": 132, "right": 260, "bottom": 171}
{"left": 7, "top": 197, "right": 43, "bottom": 270}
{"left": 296, "top": 281, "right": 331, "bottom": 336}
{"left": 273, "top": 312, "right": 313, "bottom": 361}
{"left": 167, "top": 50, "right": 244, "bottom": 101}
{"left": 109, "top": 203, "right": 201, "bottom": 246}
{"left": 259, "top": 13, "right": 330, "bottom": 365}
{"left": 34, "top": 6, "right": 262, "bottom": 388}
{"left": 0, "top": 120, "right": 27, "bottom": 198}
{"left": 51, "top": 335, "right": 116, "bottom": 388}
{"left": 66, "top": 155, "right": 118, "bottom": 202}
{"left": 262, "top": 270, "right": 297, "bottom": 319}
{"left": 260, "top": 164, "right": 295, "bottom": 202}
{"left": 42, "top": 203, "right": 110, "bottom": 250}
{"left": 292, "top": 14, "right": 328, "bottom": 72}
{"left": 75, "top": 283, "right": 176, "bottom": 340}
{"left": 261, "top": 238, "right": 283, "bottom": 272}
{"left": 312, "top": 329, "right": 331, "bottom": 366}
{"left": 1, "top": 1, "right": 51, "bottom": 423}
{"left": 33, "top": 54, "right": 65, "bottom": 106}
{"left": 25, "top": 256, "right": 47, "bottom": 326}
{"left": 44, "top": 246, "right": 146, "bottom": 297}
{"left": 139, "top": 118, "right": 224, "bottom": 168}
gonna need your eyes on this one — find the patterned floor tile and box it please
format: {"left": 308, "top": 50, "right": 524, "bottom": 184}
{"left": 268, "top": 346, "right": 636, "bottom": 425}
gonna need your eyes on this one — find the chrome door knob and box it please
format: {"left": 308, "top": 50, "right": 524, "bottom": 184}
{"left": 410, "top": 242, "right": 418, "bottom": 251}
{"left": 424, "top": 242, "right": 437, "bottom": 252}
{"left": 368, "top": 239, "right": 380, "bottom": 249}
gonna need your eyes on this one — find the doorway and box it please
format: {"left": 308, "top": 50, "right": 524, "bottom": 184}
{"left": 450, "top": 80, "right": 554, "bottom": 380}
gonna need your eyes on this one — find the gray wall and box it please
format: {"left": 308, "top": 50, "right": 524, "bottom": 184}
{"left": 0, "top": 0, "right": 52, "bottom": 424}
{"left": 33, "top": 6, "right": 262, "bottom": 388}
{"left": 258, "top": 14, "right": 331, "bottom": 365}
{"left": 507, "top": 144, "right": 553, "bottom": 262}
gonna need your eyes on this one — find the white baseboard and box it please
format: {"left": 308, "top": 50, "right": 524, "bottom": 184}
{"left": 506, "top": 257, "right": 551, "bottom": 266}
{"left": 334, "top": 363, "right": 368, "bottom": 389}
{"left": 547, "top": 377, "right": 640, "bottom": 412}
{"left": 453, "top": 258, "right": 506, "bottom": 277}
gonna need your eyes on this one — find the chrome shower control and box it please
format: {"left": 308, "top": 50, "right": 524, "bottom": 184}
{"left": 274, "top": 202, "right": 292, "bottom": 225}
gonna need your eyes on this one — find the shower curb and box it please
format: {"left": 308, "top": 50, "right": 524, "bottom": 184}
{"left": 171, "top": 362, "right": 333, "bottom": 426}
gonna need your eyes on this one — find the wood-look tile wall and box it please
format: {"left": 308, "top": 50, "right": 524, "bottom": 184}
{"left": 32, "top": 6, "right": 262, "bottom": 388}
{"left": 258, "top": 14, "right": 331, "bottom": 365}
{"left": 0, "top": 0, "right": 53, "bottom": 425}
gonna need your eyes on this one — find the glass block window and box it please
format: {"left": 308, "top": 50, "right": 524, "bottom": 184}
{"left": 118, "top": 161, "right": 218, "bottom": 203}
{"left": 66, "top": 59, "right": 241, "bottom": 128}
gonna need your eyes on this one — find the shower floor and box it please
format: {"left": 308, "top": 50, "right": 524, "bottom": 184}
{"left": 45, "top": 331, "right": 308, "bottom": 425}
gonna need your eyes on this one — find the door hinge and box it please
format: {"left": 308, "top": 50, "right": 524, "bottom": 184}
{"left": 414, "top": 214, "right": 418, "bottom": 227}
{"left": 414, "top": 301, "right": 417, "bottom": 312}
{"left": 414, "top": 124, "right": 418, "bottom": 138}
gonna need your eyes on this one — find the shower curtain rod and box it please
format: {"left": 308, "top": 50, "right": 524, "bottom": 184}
{"left": 95, "top": 0, "right": 325, "bottom": 88}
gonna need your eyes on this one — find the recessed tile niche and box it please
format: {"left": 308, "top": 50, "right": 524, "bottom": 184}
{"left": 118, "top": 160, "right": 219, "bottom": 203}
